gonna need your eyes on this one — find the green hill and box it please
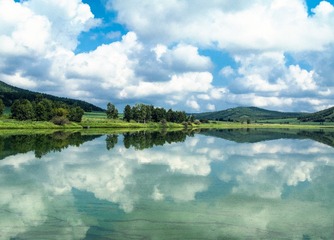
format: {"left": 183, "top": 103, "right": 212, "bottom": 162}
{"left": 298, "top": 106, "right": 334, "bottom": 122}
{"left": 0, "top": 81, "right": 104, "bottom": 112}
{"left": 193, "top": 106, "right": 306, "bottom": 121}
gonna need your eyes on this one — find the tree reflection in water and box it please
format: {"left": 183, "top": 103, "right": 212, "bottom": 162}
{"left": 121, "top": 131, "right": 195, "bottom": 150}
{"left": 0, "top": 132, "right": 101, "bottom": 159}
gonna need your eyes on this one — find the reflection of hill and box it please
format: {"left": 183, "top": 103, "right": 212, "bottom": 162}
{"left": 201, "top": 128, "right": 334, "bottom": 148}
{"left": 0, "top": 132, "right": 101, "bottom": 160}
{"left": 297, "top": 130, "right": 334, "bottom": 148}
{"left": 122, "top": 131, "right": 195, "bottom": 150}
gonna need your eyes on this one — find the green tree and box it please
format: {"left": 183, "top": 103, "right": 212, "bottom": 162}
{"left": 131, "top": 105, "right": 139, "bottom": 122}
{"left": 166, "top": 109, "right": 173, "bottom": 122}
{"left": 0, "top": 99, "right": 5, "bottom": 116}
{"left": 35, "top": 99, "right": 53, "bottom": 121}
{"left": 54, "top": 107, "right": 68, "bottom": 117}
{"left": 136, "top": 104, "right": 148, "bottom": 123}
{"left": 188, "top": 115, "right": 195, "bottom": 122}
{"left": 106, "top": 103, "right": 118, "bottom": 119}
{"left": 175, "top": 111, "right": 187, "bottom": 123}
{"left": 11, "top": 99, "right": 35, "bottom": 120}
{"left": 68, "top": 106, "right": 85, "bottom": 122}
{"left": 152, "top": 107, "right": 166, "bottom": 122}
{"left": 123, "top": 104, "right": 132, "bottom": 122}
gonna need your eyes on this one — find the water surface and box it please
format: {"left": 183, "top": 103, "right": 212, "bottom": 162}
{"left": 0, "top": 129, "right": 333, "bottom": 239}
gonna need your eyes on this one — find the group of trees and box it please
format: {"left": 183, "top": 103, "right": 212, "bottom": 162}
{"left": 120, "top": 103, "right": 190, "bottom": 123}
{"left": 9, "top": 97, "right": 85, "bottom": 124}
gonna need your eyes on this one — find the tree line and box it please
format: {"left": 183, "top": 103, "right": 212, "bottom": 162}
{"left": 4, "top": 96, "right": 85, "bottom": 124}
{"left": 0, "top": 91, "right": 103, "bottom": 112}
{"left": 107, "top": 103, "right": 192, "bottom": 123}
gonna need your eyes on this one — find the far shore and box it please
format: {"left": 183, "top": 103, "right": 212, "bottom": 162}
{"left": 1, "top": 117, "right": 334, "bottom": 132}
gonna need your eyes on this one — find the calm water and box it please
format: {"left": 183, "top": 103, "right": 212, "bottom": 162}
{"left": 0, "top": 129, "right": 334, "bottom": 240}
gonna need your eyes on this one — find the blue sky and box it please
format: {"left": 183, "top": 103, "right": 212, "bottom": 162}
{"left": 2, "top": 0, "right": 334, "bottom": 112}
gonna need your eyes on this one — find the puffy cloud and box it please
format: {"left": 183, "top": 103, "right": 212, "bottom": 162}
{"left": 0, "top": 0, "right": 99, "bottom": 92}
{"left": 66, "top": 32, "right": 141, "bottom": 90}
{"left": 101, "top": 0, "right": 334, "bottom": 111}
{"left": 22, "top": 0, "right": 101, "bottom": 50}
{"left": 160, "top": 44, "right": 212, "bottom": 72}
{"left": 186, "top": 99, "right": 201, "bottom": 111}
{"left": 219, "top": 66, "right": 235, "bottom": 77}
{"left": 218, "top": 51, "right": 333, "bottom": 111}
{"left": 0, "top": 0, "right": 218, "bottom": 111}
{"left": 312, "top": 1, "right": 334, "bottom": 17}
{"left": 0, "top": 0, "right": 51, "bottom": 55}
{"left": 110, "top": 0, "right": 334, "bottom": 51}
{"left": 206, "top": 103, "right": 216, "bottom": 111}
{"left": 119, "top": 71, "right": 214, "bottom": 109}
{"left": 1, "top": 0, "right": 334, "bottom": 112}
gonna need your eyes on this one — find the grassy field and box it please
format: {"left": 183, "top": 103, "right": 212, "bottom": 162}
{"left": 255, "top": 117, "right": 334, "bottom": 125}
{"left": 80, "top": 118, "right": 184, "bottom": 129}
{"left": 83, "top": 111, "right": 107, "bottom": 119}
{"left": 0, "top": 119, "right": 82, "bottom": 129}
{"left": 0, "top": 111, "right": 334, "bottom": 130}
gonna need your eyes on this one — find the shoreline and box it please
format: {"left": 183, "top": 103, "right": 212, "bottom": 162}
{"left": 1, "top": 119, "right": 334, "bottom": 131}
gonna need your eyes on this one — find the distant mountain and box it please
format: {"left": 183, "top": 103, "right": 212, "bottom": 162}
{"left": 298, "top": 106, "right": 334, "bottom": 122}
{"left": 0, "top": 81, "right": 104, "bottom": 112}
{"left": 193, "top": 106, "right": 306, "bottom": 121}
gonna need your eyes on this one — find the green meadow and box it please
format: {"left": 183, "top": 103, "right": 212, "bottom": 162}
{"left": 0, "top": 111, "right": 333, "bottom": 131}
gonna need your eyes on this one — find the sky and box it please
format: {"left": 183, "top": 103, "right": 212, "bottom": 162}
{"left": 1, "top": 0, "right": 334, "bottom": 112}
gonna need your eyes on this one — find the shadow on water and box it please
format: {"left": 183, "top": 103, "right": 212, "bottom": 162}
{"left": 200, "top": 128, "right": 334, "bottom": 148}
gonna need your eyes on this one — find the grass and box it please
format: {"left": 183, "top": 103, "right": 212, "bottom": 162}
{"left": 83, "top": 111, "right": 107, "bottom": 119}
{"left": 256, "top": 117, "right": 334, "bottom": 126}
{"left": 1, "top": 112, "right": 334, "bottom": 131}
{"left": 80, "top": 118, "right": 184, "bottom": 129}
{"left": 0, "top": 119, "right": 82, "bottom": 129}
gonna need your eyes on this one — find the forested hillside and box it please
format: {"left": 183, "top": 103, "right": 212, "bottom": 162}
{"left": 298, "top": 106, "right": 334, "bottom": 122}
{"left": 193, "top": 106, "right": 306, "bottom": 121}
{"left": 0, "top": 81, "right": 104, "bottom": 112}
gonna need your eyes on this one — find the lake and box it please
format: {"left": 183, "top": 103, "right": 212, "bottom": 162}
{"left": 0, "top": 129, "right": 333, "bottom": 239}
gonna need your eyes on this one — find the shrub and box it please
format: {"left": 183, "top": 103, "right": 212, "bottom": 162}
{"left": 51, "top": 116, "right": 70, "bottom": 125}
{"left": 160, "top": 119, "right": 167, "bottom": 126}
{"left": 194, "top": 120, "right": 201, "bottom": 125}
{"left": 68, "top": 106, "right": 84, "bottom": 122}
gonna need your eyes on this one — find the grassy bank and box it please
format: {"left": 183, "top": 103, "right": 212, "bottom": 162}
{"left": 0, "top": 116, "right": 184, "bottom": 130}
{"left": 1, "top": 113, "right": 334, "bottom": 131}
{"left": 0, "top": 119, "right": 82, "bottom": 129}
{"left": 80, "top": 117, "right": 183, "bottom": 129}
